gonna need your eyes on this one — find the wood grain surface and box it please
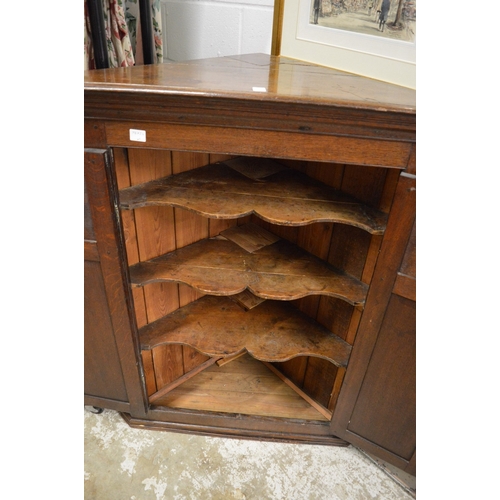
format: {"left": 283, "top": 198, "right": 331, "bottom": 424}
{"left": 84, "top": 53, "right": 415, "bottom": 113}
{"left": 152, "top": 353, "right": 330, "bottom": 421}
{"left": 119, "top": 159, "right": 388, "bottom": 234}
{"left": 128, "top": 228, "right": 368, "bottom": 305}
{"left": 139, "top": 295, "right": 352, "bottom": 367}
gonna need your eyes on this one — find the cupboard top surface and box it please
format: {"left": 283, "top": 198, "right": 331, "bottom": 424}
{"left": 84, "top": 53, "right": 415, "bottom": 114}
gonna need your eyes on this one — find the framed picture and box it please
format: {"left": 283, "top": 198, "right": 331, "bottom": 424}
{"left": 274, "top": 0, "right": 416, "bottom": 89}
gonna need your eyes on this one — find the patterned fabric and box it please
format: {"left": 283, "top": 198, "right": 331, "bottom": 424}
{"left": 84, "top": 0, "right": 162, "bottom": 69}
{"left": 84, "top": 3, "right": 93, "bottom": 70}
{"left": 125, "top": 0, "right": 163, "bottom": 64}
{"left": 124, "top": 0, "right": 139, "bottom": 56}
{"left": 151, "top": 0, "right": 163, "bottom": 63}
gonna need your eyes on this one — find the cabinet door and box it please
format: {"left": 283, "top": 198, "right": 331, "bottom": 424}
{"left": 85, "top": 257, "right": 129, "bottom": 407}
{"left": 84, "top": 149, "right": 147, "bottom": 416}
{"left": 331, "top": 172, "right": 416, "bottom": 477}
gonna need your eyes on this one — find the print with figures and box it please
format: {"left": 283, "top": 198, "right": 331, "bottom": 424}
{"left": 310, "top": 0, "right": 416, "bottom": 43}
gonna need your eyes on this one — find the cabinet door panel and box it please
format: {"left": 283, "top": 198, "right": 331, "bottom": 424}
{"left": 331, "top": 172, "right": 416, "bottom": 476}
{"left": 347, "top": 293, "right": 415, "bottom": 460}
{"left": 84, "top": 148, "right": 148, "bottom": 415}
{"left": 85, "top": 259, "right": 128, "bottom": 402}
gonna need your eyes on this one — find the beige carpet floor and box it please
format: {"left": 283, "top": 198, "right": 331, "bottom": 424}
{"left": 84, "top": 409, "right": 415, "bottom": 499}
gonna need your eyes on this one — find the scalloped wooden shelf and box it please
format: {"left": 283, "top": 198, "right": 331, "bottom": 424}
{"left": 139, "top": 295, "right": 352, "bottom": 368}
{"left": 119, "top": 158, "right": 387, "bottom": 234}
{"left": 128, "top": 234, "right": 368, "bottom": 306}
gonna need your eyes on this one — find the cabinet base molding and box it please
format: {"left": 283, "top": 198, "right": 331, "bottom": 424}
{"left": 120, "top": 412, "right": 349, "bottom": 446}
{"left": 84, "top": 395, "right": 131, "bottom": 413}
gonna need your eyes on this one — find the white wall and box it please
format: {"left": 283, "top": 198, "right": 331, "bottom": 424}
{"left": 161, "top": 0, "right": 275, "bottom": 62}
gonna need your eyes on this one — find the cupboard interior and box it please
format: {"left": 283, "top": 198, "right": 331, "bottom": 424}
{"left": 114, "top": 147, "right": 399, "bottom": 422}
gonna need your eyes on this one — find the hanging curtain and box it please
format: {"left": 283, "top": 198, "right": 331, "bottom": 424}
{"left": 151, "top": 0, "right": 163, "bottom": 63}
{"left": 84, "top": 0, "right": 162, "bottom": 70}
{"left": 125, "top": 0, "right": 163, "bottom": 64}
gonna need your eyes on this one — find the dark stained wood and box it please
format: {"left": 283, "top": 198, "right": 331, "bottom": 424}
{"left": 393, "top": 274, "right": 416, "bottom": 302}
{"left": 296, "top": 223, "right": 334, "bottom": 262}
{"left": 327, "top": 225, "right": 373, "bottom": 281}
{"left": 84, "top": 241, "right": 100, "bottom": 262}
{"left": 119, "top": 161, "right": 388, "bottom": 234}
{"left": 85, "top": 152, "right": 132, "bottom": 410}
{"left": 342, "top": 164, "right": 388, "bottom": 207}
{"left": 328, "top": 367, "right": 346, "bottom": 412}
{"left": 407, "top": 452, "right": 416, "bottom": 477}
{"left": 84, "top": 54, "right": 416, "bottom": 130}
{"left": 400, "top": 220, "right": 416, "bottom": 278}
{"left": 84, "top": 184, "right": 95, "bottom": 241}
{"left": 84, "top": 55, "right": 415, "bottom": 453}
{"left": 331, "top": 171, "right": 416, "bottom": 473}
{"left": 378, "top": 167, "right": 402, "bottom": 213}
{"left": 332, "top": 173, "right": 416, "bottom": 369}
{"left": 224, "top": 156, "right": 289, "bottom": 179}
{"left": 84, "top": 120, "right": 107, "bottom": 148}
{"left": 393, "top": 221, "right": 416, "bottom": 301}
{"left": 209, "top": 153, "right": 237, "bottom": 164}
{"left": 84, "top": 260, "right": 128, "bottom": 402}
{"left": 347, "top": 294, "right": 416, "bottom": 460}
{"left": 123, "top": 411, "right": 347, "bottom": 446}
{"left": 129, "top": 234, "right": 368, "bottom": 305}
{"left": 107, "top": 120, "right": 412, "bottom": 169}
{"left": 316, "top": 297, "right": 355, "bottom": 341}
{"left": 85, "top": 396, "right": 131, "bottom": 413}
{"left": 406, "top": 144, "right": 416, "bottom": 176}
{"left": 302, "top": 161, "right": 344, "bottom": 188}
{"left": 294, "top": 295, "right": 320, "bottom": 319}
{"left": 252, "top": 215, "right": 299, "bottom": 244}
{"left": 302, "top": 357, "right": 338, "bottom": 408}
{"left": 274, "top": 356, "right": 308, "bottom": 390}
{"left": 84, "top": 148, "right": 148, "bottom": 416}
{"left": 139, "top": 295, "right": 352, "bottom": 367}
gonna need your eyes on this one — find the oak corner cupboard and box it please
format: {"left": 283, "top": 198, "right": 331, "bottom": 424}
{"left": 84, "top": 54, "right": 416, "bottom": 477}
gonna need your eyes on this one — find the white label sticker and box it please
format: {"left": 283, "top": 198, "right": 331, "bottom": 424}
{"left": 252, "top": 87, "right": 267, "bottom": 92}
{"left": 130, "top": 129, "right": 146, "bottom": 142}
